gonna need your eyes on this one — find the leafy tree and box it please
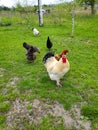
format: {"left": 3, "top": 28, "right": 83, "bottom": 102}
{"left": 15, "top": 0, "right": 36, "bottom": 27}
{"left": 15, "top": 2, "right": 23, "bottom": 12}
{"left": 0, "top": 6, "right": 10, "bottom": 11}
{"left": 77, "top": 0, "right": 96, "bottom": 15}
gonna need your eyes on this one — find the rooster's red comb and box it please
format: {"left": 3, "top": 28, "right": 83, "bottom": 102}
{"left": 61, "top": 50, "right": 69, "bottom": 55}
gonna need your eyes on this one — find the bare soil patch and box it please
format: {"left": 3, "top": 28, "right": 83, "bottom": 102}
{"left": 6, "top": 99, "right": 91, "bottom": 130}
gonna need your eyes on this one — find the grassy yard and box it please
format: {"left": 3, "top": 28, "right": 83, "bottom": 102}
{"left": 0, "top": 5, "right": 98, "bottom": 130}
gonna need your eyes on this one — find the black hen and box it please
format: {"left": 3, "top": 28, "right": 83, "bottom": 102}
{"left": 46, "top": 36, "right": 53, "bottom": 50}
{"left": 23, "top": 42, "right": 40, "bottom": 62}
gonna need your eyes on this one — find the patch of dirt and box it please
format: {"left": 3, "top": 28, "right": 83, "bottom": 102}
{"left": 6, "top": 99, "right": 91, "bottom": 130}
{"left": 0, "top": 68, "right": 6, "bottom": 77}
{"left": 6, "top": 77, "right": 19, "bottom": 87}
{"left": 53, "top": 102, "right": 91, "bottom": 130}
{"left": 2, "top": 77, "right": 19, "bottom": 95}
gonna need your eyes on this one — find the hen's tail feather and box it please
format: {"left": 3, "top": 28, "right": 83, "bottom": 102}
{"left": 23, "top": 42, "right": 30, "bottom": 50}
{"left": 43, "top": 51, "right": 54, "bottom": 63}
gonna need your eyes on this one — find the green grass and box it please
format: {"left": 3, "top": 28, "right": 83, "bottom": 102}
{"left": 0, "top": 6, "right": 98, "bottom": 130}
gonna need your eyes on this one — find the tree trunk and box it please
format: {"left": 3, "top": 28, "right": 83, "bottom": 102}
{"left": 71, "top": 0, "right": 75, "bottom": 37}
{"left": 91, "top": 0, "right": 95, "bottom": 15}
{"left": 91, "top": 4, "right": 95, "bottom": 15}
{"left": 38, "top": 0, "right": 43, "bottom": 26}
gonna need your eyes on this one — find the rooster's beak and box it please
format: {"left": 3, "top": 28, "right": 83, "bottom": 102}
{"left": 37, "top": 49, "right": 40, "bottom": 53}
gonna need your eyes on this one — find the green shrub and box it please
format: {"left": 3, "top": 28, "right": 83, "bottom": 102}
{"left": 0, "top": 22, "right": 12, "bottom": 26}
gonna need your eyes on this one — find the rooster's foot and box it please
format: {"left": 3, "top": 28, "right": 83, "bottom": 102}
{"left": 56, "top": 81, "right": 62, "bottom": 87}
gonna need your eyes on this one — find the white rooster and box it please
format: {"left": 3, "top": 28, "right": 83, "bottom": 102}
{"left": 43, "top": 50, "right": 70, "bottom": 87}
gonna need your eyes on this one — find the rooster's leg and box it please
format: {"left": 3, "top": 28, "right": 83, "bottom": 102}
{"left": 56, "top": 80, "right": 62, "bottom": 87}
